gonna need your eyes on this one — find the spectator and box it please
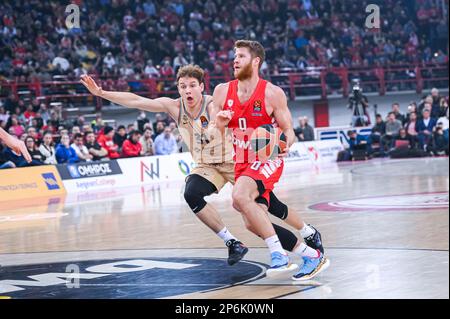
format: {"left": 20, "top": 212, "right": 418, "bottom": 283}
{"left": 114, "top": 125, "right": 128, "bottom": 149}
{"left": 144, "top": 59, "right": 160, "bottom": 78}
{"left": 160, "top": 60, "right": 175, "bottom": 78}
{"left": 430, "top": 88, "right": 442, "bottom": 118}
{"left": 153, "top": 121, "right": 166, "bottom": 140}
{"left": 382, "top": 112, "right": 402, "bottom": 151}
{"left": 337, "top": 130, "right": 367, "bottom": 161}
{"left": 438, "top": 97, "right": 449, "bottom": 118}
{"left": 24, "top": 105, "right": 36, "bottom": 122}
{"left": 367, "top": 114, "right": 386, "bottom": 155}
{"left": 39, "top": 132, "right": 57, "bottom": 165}
{"left": 294, "top": 116, "right": 314, "bottom": 142}
{"left": 391, "top": 103, "right": 405, "bottom": 124}
{"left": 404, "top": 112, "right": 419, "bottom": 148}
{"left": 391, "top": 128, "right": 414, "bottom": 150}
{"left": 24, "top": 137, "right": 44, "bottom": 165}
{"left": 103, "top": 52, "right": 116, "bottom": 70}
{"left": 27, "top": 126, "right": 41, "bottom": 143}
{"left": 0, "top": 143, "right": 16, "bottom": 169}
{"left": 97, "top": 126, "right": 120, "bottom": 159}
{"left": 140, "top": 128, "right": 154, "bottom": 156}
{"left": 0, "top": 107, "right": 9, "bottom": 125}
{"left": 121, "top": 130, "right": 143, "bottom": 158}
{"left": 431, "top": 126, "right": 449, "bottom": 156}
{"left": 173, "top": 52, "right": 189, "bottom": 73}
{"left": 71, "top": 133, "right": 93, "bottom": 162}
{"left": 136, "top": 111, "right": 150, "bottom": 132}
{"left": 85, "top": 131, "right": 108, "bottom": 161}
{"left": 9, "top": 118, "right": 25, "bottom": 138}
{"left": 56, "top": 134, "right": 79, "bottom": 164}
{"left": 154, "top": 127, "right": 178, "bottom": 155}
{"left": 417, "top": 109, "right": 437, "bottom": 151}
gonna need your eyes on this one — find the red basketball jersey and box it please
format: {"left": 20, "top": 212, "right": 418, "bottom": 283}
{"left": 223, "top": 78, "right": 274, "bottom": 163}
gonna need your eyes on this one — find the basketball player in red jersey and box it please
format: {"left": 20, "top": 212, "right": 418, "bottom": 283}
{"left": 0, "top": 127, "right": 32, "bottom": 163}
{"left": 81, "top": 66, "right": 322, "bottom": 272}
{"left": 213, "top": 40, "right": 329, "bottom": 280}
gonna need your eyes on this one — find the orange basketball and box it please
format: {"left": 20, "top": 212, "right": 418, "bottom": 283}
{"left": 250, "top": 124, "right": 287, "bottom": 161}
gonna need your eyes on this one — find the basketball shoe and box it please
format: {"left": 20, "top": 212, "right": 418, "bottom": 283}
{"left": 266, "top": 252, "right": 299, "bottom": 277}
{"left": 304, "top": 225, "right": 324, "bottom": 254}
{"left": 226, "top": 239, "right": 249, "bottom": 266}
{"left": 292, "top": 251, "right": 330, "bottom": 281}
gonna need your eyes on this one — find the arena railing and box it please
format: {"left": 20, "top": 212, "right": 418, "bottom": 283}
{"left": 0, "top": 63, "right": 447, "bottom": 111}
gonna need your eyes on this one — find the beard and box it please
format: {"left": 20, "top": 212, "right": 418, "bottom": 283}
{"left": 235, "top": 62, "right": 253, "bottom": 81}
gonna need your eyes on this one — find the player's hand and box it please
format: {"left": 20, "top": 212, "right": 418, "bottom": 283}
{"left": 215, "top": 110, "right": 234, "bottom": 129}
{"left": 80, "top": 74, "right": 103, "bottom": 97}
{"left": 8, "top": 137, "right": 32, "bottom": 163}
{"left": 278, "top": 145, "right": 290, "bottom": 158}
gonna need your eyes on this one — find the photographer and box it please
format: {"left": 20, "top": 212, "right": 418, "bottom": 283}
{"left": 347, "top": 79, "right": 370, "bottom": 127}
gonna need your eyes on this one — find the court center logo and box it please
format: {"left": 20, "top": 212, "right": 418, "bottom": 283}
{"left": 310, "top": 192, "right": 449, "bottom": 212}
{"left": 0, "top": 257, "right": 265, "bottom": 298}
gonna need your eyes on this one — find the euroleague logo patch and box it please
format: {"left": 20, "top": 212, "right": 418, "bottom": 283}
{"left": 309, "top": 192, "right": 449, "bottom": 212}
{"left": 0, "top": 257, "right": 266, "bottom": 299}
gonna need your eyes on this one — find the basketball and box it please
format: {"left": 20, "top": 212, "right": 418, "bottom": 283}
{"left": 250, "top": 124, "right": 287, "bottom": 161}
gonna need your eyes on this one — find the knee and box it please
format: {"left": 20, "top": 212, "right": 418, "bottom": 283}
{"left": 232, "top": 190, "right": 247, "bottom": 213}
{"left": 184, "top": 187, "right": 206, "bottom": 214}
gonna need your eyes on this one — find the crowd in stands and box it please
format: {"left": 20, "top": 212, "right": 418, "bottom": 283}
{"left": 343, "top": 88, "right": 449, "bottom": 160}
{"left": 1, "top": 0, "right": 449, "bottom": 168}
{"left": 0, "top": 106, "right": 185, "bottom": 169}
{"left": 0, "top": 0, "right": 448, "bottom": 85}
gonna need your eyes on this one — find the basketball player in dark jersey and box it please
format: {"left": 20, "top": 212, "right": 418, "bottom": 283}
{"left": 213, "top": 40, "right": 329, "bottom": 280}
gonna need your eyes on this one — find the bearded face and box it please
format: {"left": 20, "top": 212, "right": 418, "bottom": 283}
{"left": 235, "top": 61, "right": 253, "bottom": 80}
{"left": 234, "top": 47, "right": 258, "bottom": 81}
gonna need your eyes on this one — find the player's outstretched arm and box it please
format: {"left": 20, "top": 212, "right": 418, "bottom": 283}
{"left": 0, "top": 127, "right": 32, "bottom": 163}
{"left": 80, "top": 75, "right": 179, "bottom": 117}
{"left": 268, "top": 85, "right": 296, "bottom": 156}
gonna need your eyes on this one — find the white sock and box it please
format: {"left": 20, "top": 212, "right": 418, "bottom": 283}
{"left": 265, "top": 235, "right": 286, "bottom": 255}
{"left": 299, "top": 223, "right": 316, "bottom": 239}
{"left": 217, "top": 227, "right": 237, "bottom": 244}
{"left": 293, "top": 243, "right": 320, "bottom": 258}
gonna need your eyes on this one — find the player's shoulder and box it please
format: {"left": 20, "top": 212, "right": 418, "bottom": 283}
{"left": 265, "top": 82, "right": 286, "bottom": 100}
{"left": 213, "top": 82, "right": 230, "bottom": 95}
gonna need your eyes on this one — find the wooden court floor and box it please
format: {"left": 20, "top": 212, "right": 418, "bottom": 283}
{"left": 0, "top": 157, "right": 448, "bottom": 299}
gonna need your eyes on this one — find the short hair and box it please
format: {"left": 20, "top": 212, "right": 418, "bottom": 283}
{"left": 234, "top": 40, "right": 265, "bottom": 69}
{"left": 130, "top": 130, "right": 142, "bottom": 136}
{"left": 176, "top": 64, "right": 205, "bottom": 84}
{"left": 118, "top": 125, "right": 126, "bottom": 131}
{"left": 74, "top": 133, "right": 84, "bottom": 140}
